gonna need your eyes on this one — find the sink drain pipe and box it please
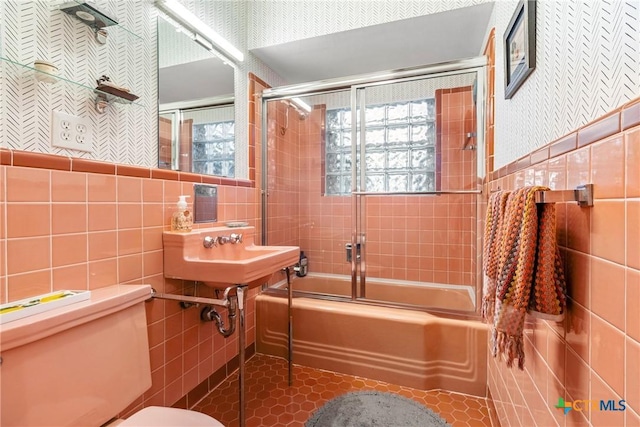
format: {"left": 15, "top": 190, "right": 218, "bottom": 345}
{"left": 151, "top": 284, "right": 249, "bottom": 427}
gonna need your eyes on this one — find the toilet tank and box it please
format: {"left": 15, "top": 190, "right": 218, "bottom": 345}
{"left": 0, "top": 284, "right": 153, "bottom": 427}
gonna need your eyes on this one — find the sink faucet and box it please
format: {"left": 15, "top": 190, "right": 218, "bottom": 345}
{"left": 217, "top": 234, "right": 243, "bottom": 245}
{"left": 203, "top": 234, "right": 243, "bottom": 247}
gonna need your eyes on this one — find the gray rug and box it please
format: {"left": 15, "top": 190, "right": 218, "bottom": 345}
{"left": 305, "top": 391, "right": 452, "bottom": 427}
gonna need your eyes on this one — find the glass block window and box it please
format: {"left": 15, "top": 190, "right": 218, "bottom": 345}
{"left": 325, "top": 99, "right": 436, "bottom": 195}
{"left": 192, "top": 121, "right": 235, "bottom": 177}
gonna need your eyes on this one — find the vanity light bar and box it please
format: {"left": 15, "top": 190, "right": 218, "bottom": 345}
{"left": 156, "top": 0, "right": 244, "bottom": 62}
{"left": 194, "top": 33, "right": 214, "bottom": 51}
{"left": 291, "top": 97, "right": 312, "bottom": 113}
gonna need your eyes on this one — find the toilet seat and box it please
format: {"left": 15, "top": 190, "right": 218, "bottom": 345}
{"left": 119, "top": 406, "right": 225, "bottom": 427}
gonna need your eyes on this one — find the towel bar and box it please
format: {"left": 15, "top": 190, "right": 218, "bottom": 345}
{"left": 490, "top": 184, "right": 594, "bottom": 207}
{"left": 534, "top": 184, "right": 593, "bottom": 207}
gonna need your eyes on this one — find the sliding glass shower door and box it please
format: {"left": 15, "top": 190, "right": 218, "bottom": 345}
{"left": 262, "top": 59, "right": 485, "bottom": 313}
{"left": 351, "top": 71, "right": 483, "bottom": 312}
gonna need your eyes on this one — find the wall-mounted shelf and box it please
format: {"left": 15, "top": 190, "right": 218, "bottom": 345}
{"left": 0, "top": 57, "right": 145, "bottom": 109}
{"left": 59, "top": 1, "right": 143, "bottom": 44}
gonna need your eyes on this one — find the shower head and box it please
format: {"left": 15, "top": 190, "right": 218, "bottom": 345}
{"left": 60, "top": 2, "right": 118, "bottom": 29}
{"left": 282, "top": 100, "right": 309, "bottom": 119}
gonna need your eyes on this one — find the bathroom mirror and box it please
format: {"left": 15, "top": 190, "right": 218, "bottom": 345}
{"left": 157, "top": 15, "right": 236, "bottom": 177}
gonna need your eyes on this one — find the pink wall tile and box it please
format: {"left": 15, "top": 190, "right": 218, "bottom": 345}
{"left": 118, "top": 229, "right": 143, "bottom": 255}
{"left": 566, "top": 147, "right": 591, "bottom": 190}
{"left": 6, "top": 167, "right": 50, "bottom": 202}
{"left": 117, "top": 176, "right": 142, "bottom": 202}
{"left": 628, "top": 201, "right": 640, "bottom": 269}
{"left": 489, "top": 102, "right": 639, "bottom": 426}
{"left": 628, "top": 268, "right": 640, "bottom": 342}
{"left": 52, "top": 234, "right": 87, "bottom": 267}
{"left": 88, "top": 259, "right": 118, "bottom": 289}
{"left": 6, "top": 203, "right": 50, "bottom": 238}
{"left": 52, "top": 204, "right": 87, "bottom": 234}
{"left": 88, "top": 204, "right": 117, "bottom": 231}
{"left": 88, "top": 231, "right": 117, "bottom": 261}
{"left": 591, "top": 257, "right": 626, "bottom": 330}
{"left": 591, "top": 201, "right": 626, "bottom": 265}
{"left": 118, "top": 204, "right": 143, "bottom": 229}
{"left": 626, "top": 337, "right": 640, "bottom": 414}
{"left": 52, "top": 171, "right": 86, "bottom": 202}
{"left": 88, "top": 174, "right": 116, "bottom": 202}
{"left": 7, "top": 270, "right": 51, "bottom": 301}
{"left": 52, "top": 264, "right": 88, "bottom": 290}
{"left": 565, "top": 300, "right": 590, "bottom": 363}
{"left": 627, "top": 128, "right": 640, "bottom": 198}
{"left": 591, "top": 313, "right": 625, "bottom": 396}
{"left": 7, "top": 237, "right": 50, "bottom": 275}
{"left": 590, "top": 135, "right": 625, "bottom": 198}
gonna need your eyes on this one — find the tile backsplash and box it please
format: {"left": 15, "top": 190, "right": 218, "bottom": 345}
{"left": 0, "top": 150, "right": 262, "bottom": 411}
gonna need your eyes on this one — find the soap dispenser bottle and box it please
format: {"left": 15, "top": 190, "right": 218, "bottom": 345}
{"left": 171, "top": 195, "right": 193, "bottom": 232}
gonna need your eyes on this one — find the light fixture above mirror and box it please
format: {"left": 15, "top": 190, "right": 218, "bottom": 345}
{"left": 157, "top": 11, "right": 236, "bottom": 178}
{"left": 155, "top": 0, "right": 244, "bottom": 63}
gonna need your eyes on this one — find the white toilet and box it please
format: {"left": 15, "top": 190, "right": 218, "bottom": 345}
{"left": 0, "top": 284, "right": 224, "bottom": 427}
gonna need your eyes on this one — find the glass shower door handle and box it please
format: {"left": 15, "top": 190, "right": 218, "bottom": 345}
{"left": 345, "top": 243, "right": 361, "bottom": 262}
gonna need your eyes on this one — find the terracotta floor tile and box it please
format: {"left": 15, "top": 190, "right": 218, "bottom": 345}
{"left": 192, "top": 353, "right": 493, "bottom": 427}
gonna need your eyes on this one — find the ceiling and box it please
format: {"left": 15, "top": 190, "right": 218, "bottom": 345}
{"left": 250, "top": 2, "right": 495, "bottom": 84}
{"left": 158, "top": 57, "right": 234, "bottom": 104}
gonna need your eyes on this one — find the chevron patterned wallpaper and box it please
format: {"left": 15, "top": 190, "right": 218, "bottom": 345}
{"left": 2, "top": 1, "right": 637, "bottom": 174}
{"left": 0, "top": 0, "right": 158, "bottom": 167}
{"left": 0, "top": 0, "right": 285, "bottom": 178}
{"left": 493, "top": 0, "right": 640, "bottom": 168}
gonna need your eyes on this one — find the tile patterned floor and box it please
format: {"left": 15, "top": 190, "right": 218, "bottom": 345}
{"left": 194, "top": 353, "right": 494, "bottom": 427}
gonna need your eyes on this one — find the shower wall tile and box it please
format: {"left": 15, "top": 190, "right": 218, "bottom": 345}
{"left": 487, "top": 98, "right": 640, "bottom": 426}
{"left": 266, "top": 86, "right": 480, "bottom": 300}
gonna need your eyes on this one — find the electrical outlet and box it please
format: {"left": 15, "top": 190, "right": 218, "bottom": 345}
{"left": 51, "top": 110, "right": 93, "bottom": 152}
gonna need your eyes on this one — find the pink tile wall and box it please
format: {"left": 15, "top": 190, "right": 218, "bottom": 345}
{"left": 265, "top": 101, "right": 302, "bottom": 248}
{"left": 487, "top": 105, "right": 640, "bottom": 426}
{"left": 267, "top": 89, "right": 479, "bottom": 292}
{"left": 0, "top": 160, "right": 262, "bottom": 411}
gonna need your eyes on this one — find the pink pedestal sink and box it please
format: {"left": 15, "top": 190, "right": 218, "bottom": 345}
{"left": 163, "top": 226, "right": 299, "bottom": 288}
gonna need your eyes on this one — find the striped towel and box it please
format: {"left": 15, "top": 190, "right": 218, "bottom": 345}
{"left": 482, "top": 189, "right": 510, "bottom": 321}
{"left": 483, "top": 186, "right": 567, "bottom": 369}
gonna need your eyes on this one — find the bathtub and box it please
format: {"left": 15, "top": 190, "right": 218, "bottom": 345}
{"left": 271, "top": 273, "right": 476, "bottom": 312}
{"left": 256, "top": 275, "right": 488, "bottom": 397}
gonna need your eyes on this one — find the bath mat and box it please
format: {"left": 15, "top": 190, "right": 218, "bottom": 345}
{"left": 305, "top": 391, "right": 451, "bottom": 427}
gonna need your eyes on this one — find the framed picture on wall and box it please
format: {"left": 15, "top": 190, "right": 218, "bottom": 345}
{"left": 504, "top": 0, "right": 536, "bottom": 99}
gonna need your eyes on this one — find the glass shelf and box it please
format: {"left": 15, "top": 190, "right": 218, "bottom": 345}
{"left": 61, "top": 1, "right": 143, "bottom": 43}
{"left": 1, "top": 56, "right": 145, "bottom": 108}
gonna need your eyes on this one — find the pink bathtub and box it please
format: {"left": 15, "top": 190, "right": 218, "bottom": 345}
{"left": 256, "top": 276, "right": 488, "bottom": 397}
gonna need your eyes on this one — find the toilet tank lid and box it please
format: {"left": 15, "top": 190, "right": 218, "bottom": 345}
{"left": 0, "top": 284, "right": 152, "bottom": 352}
{"left": 119, "top": 407, "right": 225, "bottom": 427}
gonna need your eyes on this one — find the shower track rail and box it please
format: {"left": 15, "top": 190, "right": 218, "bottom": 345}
{"left": 351, "top": 190, "right": 482, "bottom": 195}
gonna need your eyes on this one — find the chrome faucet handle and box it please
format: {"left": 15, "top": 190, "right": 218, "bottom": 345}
{"left": 230, "top": 233, "right": 243, "bottom": 244}
{"left": 217, "top": 236, "right": 230, "bottom": 245}
{"left": 203, "top": 236, "right": 217, "bottom": 248}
